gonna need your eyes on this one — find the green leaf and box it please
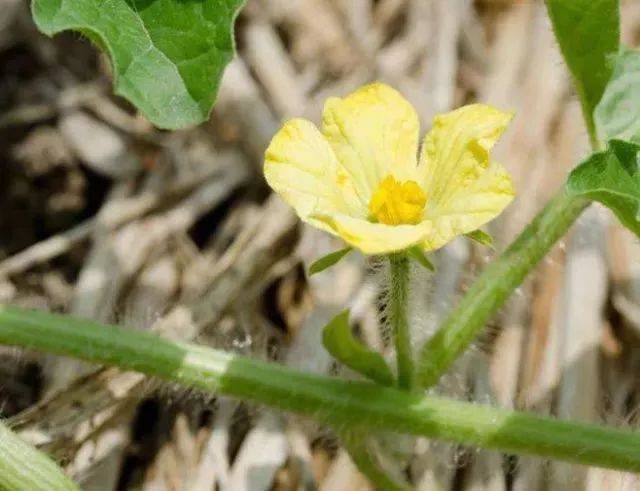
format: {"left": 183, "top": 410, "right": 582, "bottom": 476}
{"left": 595, "top": 47, "right": 640, "bottom": 144}
{"left": 407, "top": 247, "right": 435, "bottom": 271}
{"left": 566, "top": 140, "right": 640, "bottom": 236}
{"left": 308, "top": 247, "right": 352, "bottom": 276}
{"left": 322, "top": 310, "right": 395, "bottom": 386}
{"left": 32, "top": 0, "right": 245, "bottom": 129}
{"left": 0, "top": 420, "right": 81, "bottom": 490}
{"left": 465, "top": 229, "right": 494, "bottom": 249}
{"left": 545, "top": 0, "right": 619, "bottom": 140}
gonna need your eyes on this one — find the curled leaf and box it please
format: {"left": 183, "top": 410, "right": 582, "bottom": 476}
{"left": 322, "top": 310, "right": 394, "bottom": 386}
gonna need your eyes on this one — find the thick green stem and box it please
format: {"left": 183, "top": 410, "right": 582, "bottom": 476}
{"left": 2, "top": 305, "right": 640, "bottom": 472}
{"left": 389, "top": 254, "right": 414, "bottom": 390}
{"left": 0, "top": 419, "right": 80, "bottom": 491}
{"left": 417, "top": 190, "right": 589, "bottom": 388}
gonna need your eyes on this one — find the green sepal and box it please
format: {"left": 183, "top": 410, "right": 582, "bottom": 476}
{"left": 308, "top": 247, "right": 352, "bottom": 276}
{"left": 407, "top": 247, "right": 435, "bottom": 271}
{"left": 322, "top": 310, "right": 395, "bottom": 386}
{"left": 465, "top": 229, "right": 495, "bottom": 249}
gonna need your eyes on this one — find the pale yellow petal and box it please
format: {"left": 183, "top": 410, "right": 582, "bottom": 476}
{"left": 312, "top": 213, "right": 432, "bottom": 255}
{"left": 422, "top": 161, "right": 515, "bottom": 251}
{"left": 264, "top": 119, "right": 366, "bottom": 224}
{"left": 416, "top": 104, "right": 514, "bottom": 250}
{"left": 419, "top": 104, "right": 513, "bottom": 205}
{"left": 321, "top": 83, "right": 420, "bottom": 199}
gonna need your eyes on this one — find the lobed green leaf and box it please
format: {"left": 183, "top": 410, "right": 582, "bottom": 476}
{"left": 545, "top": 0, "right": 619, "bottom": 142}
{"left": 322, "top": 310, "right": 395, "bottom": 386}
{"left": 31, "top": 0, "right": 245, "bottom": 129}
{"left": 595, "top": 47, "right": 640, "bottom": 144}
{"left": 566, "top": 140, "right": 640, "bottom": 237}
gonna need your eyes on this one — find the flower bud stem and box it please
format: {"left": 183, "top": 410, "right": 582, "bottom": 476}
{"left": 389, "top": 254, "right": 415, "bottom": 390}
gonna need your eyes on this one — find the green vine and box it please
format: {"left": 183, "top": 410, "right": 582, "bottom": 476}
{"left": 1, "top": 305, "right": 640, "bottom": 473}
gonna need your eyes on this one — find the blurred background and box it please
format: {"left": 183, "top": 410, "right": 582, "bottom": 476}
{"left": 2, "top": 0, "right": 640, "bottom": 489}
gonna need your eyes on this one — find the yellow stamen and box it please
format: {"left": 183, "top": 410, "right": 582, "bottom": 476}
{"left": 368, "top": 175, "right": 426, "bottom": 225}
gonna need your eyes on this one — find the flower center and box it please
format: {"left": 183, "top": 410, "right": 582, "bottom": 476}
{"left": 368, "top": 175, "right": 426, "bottom": 225}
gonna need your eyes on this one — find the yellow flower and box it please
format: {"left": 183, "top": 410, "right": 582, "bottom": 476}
{"left": 264, "top": 83, "right": 515, "bottom": 255}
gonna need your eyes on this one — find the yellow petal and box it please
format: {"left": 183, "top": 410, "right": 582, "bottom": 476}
{"left": 322, "top": 83, "right": 420, "bottom": 198}
{"left": 419, "top": 104, "right": 513, "bottom": 205}
{"left": 312, "top": 213, "right": 432, "bottom": 255}
{"left": 418, "top": 104, "right": 514, "bottom": 250}
{"left": 264, "top": 119, "right": 365, "bottom": 225}
{"left": 422, "top": 161, "right": 515, "bottom": 251}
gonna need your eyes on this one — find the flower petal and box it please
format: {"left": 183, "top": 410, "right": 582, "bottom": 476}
{"left": 264, "top": 119, "right": 366, "bottom": 224}
{"left": 422, "top": 161, "right": 515, "bottom": 251}
{"left": 417, "top": 104, "right": 514, "bottom": 250}
{"left": 321, "top": 83, "right": 420, "bottom": 199}
{"left": 419, "top": 104, "right": 513, "bottom": 206}
{"left": 312, "top": 213, "right": 432, "bottom": 255}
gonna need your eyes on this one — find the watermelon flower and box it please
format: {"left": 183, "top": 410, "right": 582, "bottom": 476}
{"left": 264, "top": 83, "right": 514, "bottom": 255}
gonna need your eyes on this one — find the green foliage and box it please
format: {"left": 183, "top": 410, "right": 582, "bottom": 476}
{"left": 465, "top": 230, "right": 494, "bottom": 248}
{"left": 567, "top": 140, "right": 640, "bottom": 237}
{"left": 31, "top": 0, "right": 244, "bottom": 129}
{"left": 595, "top": 47, "right": 640, "bottom": 144}
{"left": 322, "top": 310, "right": 395, "bottom": 386}
{"left": 545, "top": 0, "right": 620, "bottom": 141}
{"left": 0, "top": 421, "right": 80, "bottom": 490}
{"left": 407, "top": 246, "right": 435, "bottom": 271}
{"left": 4, "top": 304, "right": 640, "bottom": 472}
{"left": 308, "top": 247, "right": 352, "bottom": 276}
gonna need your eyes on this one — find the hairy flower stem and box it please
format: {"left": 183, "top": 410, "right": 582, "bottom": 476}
{"left": 346, "top": 254, "right": 415, "bottom": 490}
{"left": 417, "top": 189, "right": 589, "bottom": 388}
{"left": 4, "top": 305, "right": 640, "bottom": 472}
{"left": 0, "top": 420, "right": 80, "bottom": 490}
{"left": 389, "top": 254, "right": 414, "bottom": 390}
